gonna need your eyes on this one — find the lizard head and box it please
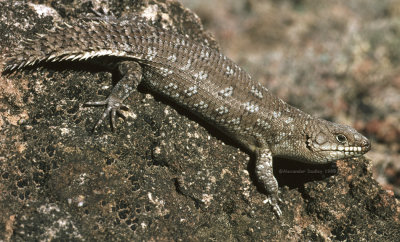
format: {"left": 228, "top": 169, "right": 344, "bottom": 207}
{"left": 300, "top": 118, "right": 371, "bottom": 163}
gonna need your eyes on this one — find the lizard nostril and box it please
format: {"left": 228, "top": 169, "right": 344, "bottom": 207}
{"left": 363, "top": 139, "right": 371, "bottom": 151}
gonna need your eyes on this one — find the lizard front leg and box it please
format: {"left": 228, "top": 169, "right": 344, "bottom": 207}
{"left": 85, "top": 61, "right": 142, "bottom": 130}
{"left": 255, "top": 148, "right": 282, "bottom": 217}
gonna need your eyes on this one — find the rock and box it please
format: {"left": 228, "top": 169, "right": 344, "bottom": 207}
{"left": 0, "top": 0, "right": 399, "bottom": 240}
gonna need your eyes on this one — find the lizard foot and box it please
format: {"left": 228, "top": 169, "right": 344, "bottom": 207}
{"left": 263, "top": 196, "right": 282, "bottom": 217}
{"left": 85, "top": 96, "right": 129, "bottom": 131}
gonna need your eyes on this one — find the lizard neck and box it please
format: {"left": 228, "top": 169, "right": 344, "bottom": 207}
{"left": 264, "top": 103, "right": 313, "bottom": 160}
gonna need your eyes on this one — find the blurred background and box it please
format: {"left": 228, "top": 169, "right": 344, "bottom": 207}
{"left": 180, "top": 0, "right": 400, "bottom": 197}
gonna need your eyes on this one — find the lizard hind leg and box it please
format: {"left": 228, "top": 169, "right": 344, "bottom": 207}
{"left": 85, "top": 61, "right": 143, "bottom": 131}
{"left": 255, "top": 148, "right": 282, "bottom": 217}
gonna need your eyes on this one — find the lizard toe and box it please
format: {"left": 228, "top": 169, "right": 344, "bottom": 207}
{"left": 264, "top": 196, "right": 282, "bottom": 217}
{"left": 85, "top": 96, "right": 128, "bottom": 131}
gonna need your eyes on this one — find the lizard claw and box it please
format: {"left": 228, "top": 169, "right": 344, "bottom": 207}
{"left": 264, "top": 197, "right": 282, "bottom": 217}
{"left": 85, "top": 96, "right": 128, "bottom": 131}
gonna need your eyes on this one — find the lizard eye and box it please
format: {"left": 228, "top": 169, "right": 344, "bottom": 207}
{"left": 336, "top": 134, "right": 347, "bottom": 144}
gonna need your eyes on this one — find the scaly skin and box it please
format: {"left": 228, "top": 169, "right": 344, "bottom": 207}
{"left": 3, "top": 15, "right": 371, "bottom": 216}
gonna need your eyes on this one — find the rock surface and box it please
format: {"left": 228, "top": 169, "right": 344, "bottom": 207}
{"left": 0, "top": 0, "right": 399, "bottom": 240}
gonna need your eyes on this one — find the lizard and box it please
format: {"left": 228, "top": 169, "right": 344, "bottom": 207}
{"left": 2, "top": 13, "right": 371, "bottom": 216}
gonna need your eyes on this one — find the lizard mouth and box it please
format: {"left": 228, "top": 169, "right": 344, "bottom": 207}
{"left": 306, "top": 136, "right": 371, "bottom": 162}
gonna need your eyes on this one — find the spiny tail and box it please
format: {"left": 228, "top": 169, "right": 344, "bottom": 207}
{"left": 3, "top": 19, "right": 138, "bottom": 73}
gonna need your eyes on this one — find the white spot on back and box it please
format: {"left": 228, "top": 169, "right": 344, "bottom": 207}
{"left": 167, "top": 54, "right": 177, "bottom": 62}
{"left": 194, "top": 100, "right": 208, "bottom": 109}
{"left": 285, "top": 117, "right": 293, "bottom": 124}
{"left": 256, "top": 118, "right": 271, "bottom": 130}
{"left": 164, "top": 82, "right": 178, "bottom": 90}
{"left": 226, "top": 65, "right": 234, "bottom": 76}
{"left": 159, "top": 67, "right": 173, "bottom": 77}
{"left": 200, "top": 49, "right": 210, "bottom": 59}
{"left": 193, "top": 71, "right": 208, "bottom": 80}
{"left": 250, "top": 85, "right": 264, "bottom": 99}
{"left": 162, "top": 82, "right": 178, "bottom": 95}
{"left": 273, "top": 111, "right": 281, "bottom": 118}
{"left": 145, "top": 47, "right": 157, "bottom": 61}
{"left": 244, "top": 102, "right": 259, "bottom": 113}
{"left": 218, "top": 86, "right": 233, "bottom": 97}
{"left": 215, "top": 106, "right": 229, "bottom": 115}
{"left": 184, "top": 86, "right": 198, "bottom": 97}
{"left": 180, "top": 59, "right": 192, "bottom": 71}
{"left": 227, "top": 118, "right": 240, "bottom": 126}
